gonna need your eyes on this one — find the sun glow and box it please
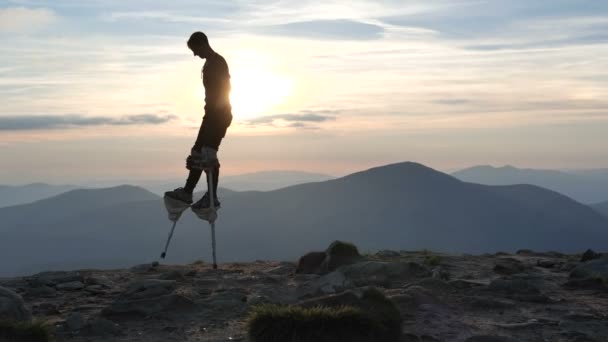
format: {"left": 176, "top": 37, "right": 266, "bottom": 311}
{"left": 230, "top": 51, "right": 293, "bottom": 119}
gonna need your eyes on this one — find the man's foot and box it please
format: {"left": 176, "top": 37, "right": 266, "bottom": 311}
{"left": 164, "top": 187, "right": 193, "bottom": 205}
{"left": 192, "top": 192, "right": 221, "bottom": 210}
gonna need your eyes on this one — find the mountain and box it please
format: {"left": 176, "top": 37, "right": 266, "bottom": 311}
{"left": 1, "top": 162, "right": 607, "bottom": 277}
{"left": 592, "top": 201, "right": 608, "bottom": 218}
{"left": 452, "top": 165, "right": 608, "bottom": 204}
{"left": 0, "top": 183, "right": 81, "bottom": 208}
{"left": 220, "top": 170, "right": 334, "bottom": 191}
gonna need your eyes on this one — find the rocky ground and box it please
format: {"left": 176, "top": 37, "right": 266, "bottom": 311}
{"left": 1, "top": 249, "right": 607, "bottom": 342}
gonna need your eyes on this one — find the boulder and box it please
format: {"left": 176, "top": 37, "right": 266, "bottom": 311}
{"left": 493, "top": 258, "right": 528, "bottom": 275}
{"left": 0, "top": 286, "right": 31, "bottom": 322}
{"left": 296, "top": 251, "right": 326, "bottom": 274}
{"left": 570, "top": 256, "right": 608, "bottom": 279}
{"left": 324, "top": 240, "right": 362, "bottom": 272}
{"left": 581, "top": 249, "right": 602, "bottom": 262}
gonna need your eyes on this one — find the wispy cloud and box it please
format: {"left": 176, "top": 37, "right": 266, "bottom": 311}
{"left": 261, "top": 19, "right": 384, "bottom": 40}
{"left": 0, "top": 113, "right": 177, "bottom": 131}
{"left": 246, "top": 110, "right": 338, "bottom": 128}
{"left": 0, "top": 7, "right": 57, "bottom": 32}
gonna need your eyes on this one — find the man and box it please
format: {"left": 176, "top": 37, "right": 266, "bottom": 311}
{"left": 165, "top": 31, "right": 232, "bottom": 211}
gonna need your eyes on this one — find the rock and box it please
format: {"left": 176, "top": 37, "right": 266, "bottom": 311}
{"left": 537, "top": 260, "right": 559, "bottom": 268}
{"left": 85, "top": 317, "right": 123, "bottom": 336}
{"left": 26, "top": 285, "right": 57, "bottom": 297}
{"left": 0, "top": 286, "right": 32, "bottom": 322}
{"left": 56, "top": 281, "right": 85, "bottom": 291}
{"left": 516, "top": 249, "right": 535, "bottom": 256}
{"left": 34, "top": 303, "right": 60, "bottom": 315}
{"left": 202, "top": 288, "right": 248, "bottom": 311}
{"left": 376, "top": 250, "right": 401, "bottom": 258}
{"left": 493, "top": 258, "right": 527, "bottom": 275}
{"left": 296, "top": 271, "right": 352, "bottom": 299}
{"left": 488, "top": 278, "right": 541, "bottom": 295}
{"left": 84, "top": 276, "right": 112, "bottom": 288}
{"left": 265, "top": 262, "right": 296, "bottom": 276}
{"left": 448, "top": 279, "right": 487, "bottom": 289}
{"left": 466, "top": 336, "right": 518, "bottom": 342}
{"left": 570, "top": 256, "right": 608, "bottom": 279}
{"left": 564, "top": 277, "right": 608, "bottom": 291}
{"left": 296, "top": 251, "right": 326, "bottom": 274}
{"left": 123, "top": 279, "right": 176, "bottom": 299}
{"left": 85, "top": 285, "right": 106, "bottom": 294}
{"left": 130, "top": 261, "right": 159, "bottom": 273}
{"left": 29, "top": 271, "right": 83, "bottom": 287}
{"left": 160, "top": 270, "right": 185, "bottom": 281}
{"left": 469, "top": 297, "right": 516, "bottom": 310}
{"left": 66, "top": 312, "right": 85, "bottom": 331}
{"left": 102, "top": 294, "right": 194, "bottom": 317}
{"left": 404, "top": 278, "right": 453, "bottom": 292}
{"left": 581, "top": 249, "right": 602, "bottom": 262}
{"left": 338, "top": 261, "right": 430, "bottom": 287}
{"left": 431, "top": 266, "right": 450, "bottom": 280}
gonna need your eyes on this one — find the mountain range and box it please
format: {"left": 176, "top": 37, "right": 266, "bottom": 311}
{"left": 0, "top": 183, "right": 81, "bottom": 208}
{"left": 452, "top": 165, "right": 608, "bottom": 204}
{"left": 1, "top": 162, "right": 607, "bottom": 277}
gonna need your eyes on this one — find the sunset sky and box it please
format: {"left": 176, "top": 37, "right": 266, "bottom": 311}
{"left": 1, "top": 0, "right": 607, "bottom": 184}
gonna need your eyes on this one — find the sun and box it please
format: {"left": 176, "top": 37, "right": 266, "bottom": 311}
{"left": 229, "top": 68, "right": 294, "bottom": 120}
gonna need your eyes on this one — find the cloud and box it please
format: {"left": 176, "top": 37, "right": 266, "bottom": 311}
{"left": 0, "top": 7, "right": 57, "bottom": 32}
{"left": 0, "top": 114, "right": 177, "bottom": 131}
{"left": 246, "top": 110, "right": 338, "bottom": 128}
{"left": 260, "top": 19, "right": 384, "bottom": 40}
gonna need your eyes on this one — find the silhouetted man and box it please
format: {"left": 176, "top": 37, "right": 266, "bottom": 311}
{"left": 165, "top": 31, "right": 232, "bottom": 210}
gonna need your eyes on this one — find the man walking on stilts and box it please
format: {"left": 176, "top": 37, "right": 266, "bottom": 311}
{"left": 165, "top": 31, "right": 232, "bottom": 212}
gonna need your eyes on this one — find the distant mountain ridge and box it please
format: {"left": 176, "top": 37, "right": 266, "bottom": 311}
{"left": 0, "top": 183, "right": 81, "bottom": 208}
{"left": 1, "top": 162, "right": 607, "bottom": 277}
{"left": 593, "top": 201, "right": 608, "bottom": 218}
{"left": 452, "top": 165, "right": 608, "bottom": 204}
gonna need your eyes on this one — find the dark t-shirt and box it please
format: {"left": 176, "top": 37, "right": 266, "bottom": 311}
{"left": 202, "top": 52, "right": 232, "bottom": 119}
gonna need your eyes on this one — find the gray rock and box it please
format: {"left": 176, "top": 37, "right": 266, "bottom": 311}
{"left": 493, "top": 258, "right": 528, "bottom": 275}
{"left": 159, "top": 270, "right": 185, "bottom": 281}
{"left": 57, "top": 281, "right": 85, "bottom": 291}
{"left": 265, "top": 262, "right": 296, "bottom": 276}
{"left": 296, "top": 271, "right": 352, "bottom": 299}
{"left": 488, "top": 278, "right": 541, "bottom": 295}
{"left": 26, "top": 285, "right": 57, "bottom": 297}
{"left": 448, "top": 279, "right": 487, "bottom": 289}
{"left": 84, "top": 276, "right": 112, "bottom": 288}
{"left": 66, "top": 312, "right": 85, "bottom": 331}
{"left": 338, "top": 261, "right": 430, "bottom": 287}
{"left": 102, "top": 294, "right": 194, "bottom": 317}
{"left": 86, "top": 317, "right": 123, "bottom": 336}
{"left": 0, "top": 286, "right": 31, "bottom": 322}
{"left": 130, "top": 261, "right": 159, "bottom": 273}
{"left": 376, "top": 250, "right": 401, "bottom": 258}
{"left": 85, "top": 285, "right": 106, "bottom": 295}
{"left": 203, "top": 288, "right": 248, "bottom": 311}
{"left": 34, "top": 303, "right": 60, "bottom": 315}
{"left": 123, "top": 279, "right": 176, "bottom": 299}
{"left": 296, "top": 251, "right": 326, "bottom": 274}
{"left": 581, "top": 249, "right": 602, "bottom": 262}
{"left": 570, "top": 256, "right": 608, "bottom": 279}
{"left": 466, "top": 336, "right": 517, "bottom": 342}
{"left": 29, "top": 271, "right": 83, "bottom": 286}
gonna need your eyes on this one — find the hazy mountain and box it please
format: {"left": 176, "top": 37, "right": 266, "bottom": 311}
{"left": 220, "top": 170, "right": 334, "bottom": 191}
{"left": 452, "top": 165, "right": 608, "bottom": 204}
{"left": 2, "top": 162, "right": 607, "bottom": 277}
{"left": 0, "top": 183, "right": 81, "bottom": 208}
{"left": 592, "top": 201, "right": 608, "bottom": 218}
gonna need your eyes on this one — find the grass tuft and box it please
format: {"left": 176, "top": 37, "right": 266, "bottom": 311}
{"left": 0, "top": 320, "right": 54, "bottom": 342}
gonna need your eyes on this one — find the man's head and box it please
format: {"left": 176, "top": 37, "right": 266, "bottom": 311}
{"left": 187, "top": 31, "right": 211, "bottom": 59}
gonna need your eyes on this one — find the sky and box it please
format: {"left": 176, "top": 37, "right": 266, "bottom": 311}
{"left": 1, "top": 0, "right": 608, "bottom": 185}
